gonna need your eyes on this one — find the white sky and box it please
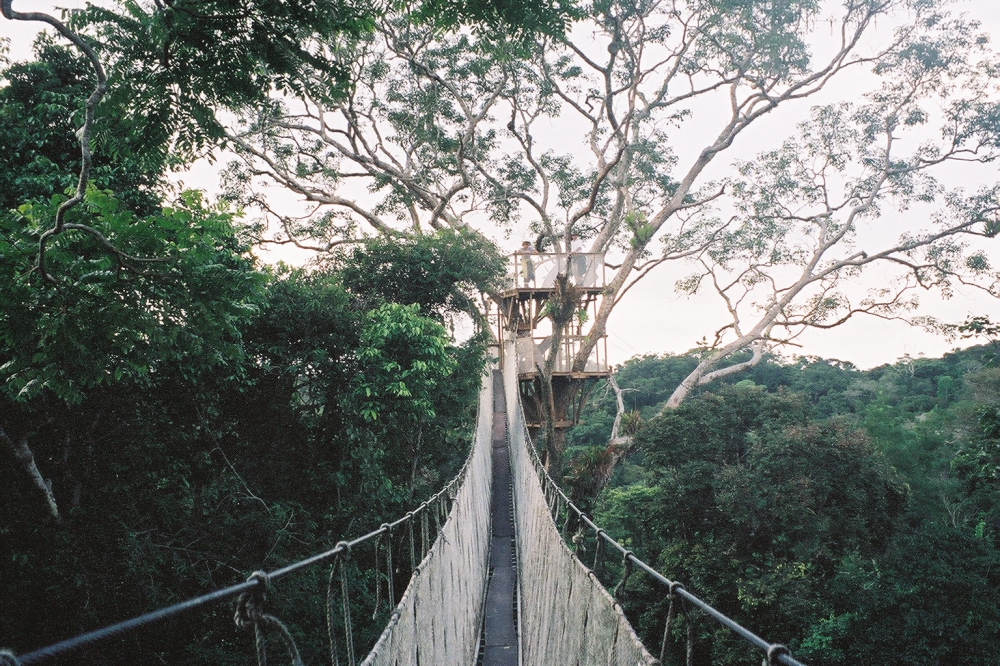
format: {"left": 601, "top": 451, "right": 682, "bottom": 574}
{"left": 3, "top": 1, "right": 1000, "bottom": 369}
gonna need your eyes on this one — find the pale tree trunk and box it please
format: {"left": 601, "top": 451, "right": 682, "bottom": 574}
{"left": 663, "top": 341, "right": 767, "bottom": 411}
{"left": 596, "top": 375, "right": 635, "bottom": 489}
{"left": 1, "top": 426, "right": 60, "bottom": 521}
{"left": 607, "top": 374, "right": 630, "bottom": 448}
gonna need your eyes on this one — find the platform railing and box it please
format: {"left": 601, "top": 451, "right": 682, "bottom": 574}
{"left": 514, "top": 335, "right": 609, "bottom": 375}
{"left": 506, "top": 252, "right": 605, "bottom": 290}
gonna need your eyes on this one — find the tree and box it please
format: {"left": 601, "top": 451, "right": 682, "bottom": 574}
{"left": 64, "top": 0, "right": 576, "bottom": 169}
{"left": 204, "top": 0, "right": 1000, "bottom": 465}
{"left": 0, "top": 39, "right": 161, "bottom": 215}
{"left": 0, "top": 185, "right": 267, "bottom": 519}
{"left": 0, "top": 25, "right": 269, "bottom": 521}
{"left": 596, "top": 383, "right": 911, "bottom": 665}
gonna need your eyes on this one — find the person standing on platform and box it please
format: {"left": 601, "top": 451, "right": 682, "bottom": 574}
{"left": 570, "top": 234, "right": 586, "bottom": 284}
{"left": 518, "top": 240, "right": 536, "bottom": 285}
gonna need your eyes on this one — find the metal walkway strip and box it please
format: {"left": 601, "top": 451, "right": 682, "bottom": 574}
{"left": 480, "top": 369, "right": 519, "bottom": 666}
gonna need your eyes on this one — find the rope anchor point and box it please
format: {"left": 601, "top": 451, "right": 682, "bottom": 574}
{"left": 764, "top": 644, "right": 792, "bottom": 666}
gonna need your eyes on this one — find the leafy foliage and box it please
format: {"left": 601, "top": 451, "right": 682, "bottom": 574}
{"left": 0, "top": 40, "right": 162, "bottom": 214}
{"left": 576, "top": 347, "right": 1000, "bottom": 664}
{"left": 0, "top": 187, "right": 264, "bottom": 403}
{"left": 73, "top": 0, "right": 575, "bottom": 164}
{"left": 338, "top": 229, "right": 504, "bottom": 321}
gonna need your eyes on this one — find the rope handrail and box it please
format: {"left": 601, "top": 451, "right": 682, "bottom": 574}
{"left": 4, "top": 439, "right": 476, "bottom": 666}
{"left": 521, "top": 417, "right": 808, "bottom": 666}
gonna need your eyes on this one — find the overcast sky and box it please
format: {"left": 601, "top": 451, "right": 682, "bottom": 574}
{"left": 3, "top": 1, "right": 1000, "bottom": 368}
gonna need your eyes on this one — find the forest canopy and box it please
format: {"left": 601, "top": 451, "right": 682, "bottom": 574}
{"left": 570, "top": 345, "right": 1000, "bottom": 665}
{"left": 2, "top": 0, "right": 1000, "bottom": 664}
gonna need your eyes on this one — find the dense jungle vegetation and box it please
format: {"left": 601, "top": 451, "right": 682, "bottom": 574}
{"left": 567, "top": 346, "right": 1000, "bottom": 665}
{"left": 3, "top": 0, "right": 1000, "bottom": 663}
{"left": 0, "top": 42, "right": 503, "bottom": 664}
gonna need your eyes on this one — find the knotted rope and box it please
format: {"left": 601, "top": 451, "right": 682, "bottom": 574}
{"left": 660, "top": 582, "right": 696, "bottom": 666}
{"left": 613, "top": 551, "right": 634, "bottom": 600}
{"left": 572, "top": 527, "right": 586, "bottom": 556}
{"left": 0, "top": 649, "right": 20, "bottom": 666}
{"left": 326, "top": 544, "right": 355, "bottom": 666}
{"left": 764, "top": 644, "right": 792, "bottom": 666}
{"left": 370, "top": 523, "right": 397, "bottom": 621}
{"left": 233, "top": 571, "right": 304, "bottom": 666}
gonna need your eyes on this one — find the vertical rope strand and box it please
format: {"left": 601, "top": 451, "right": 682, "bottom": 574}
{"left": 685, "top": 606, "right": 695, "bottom": 666}
{"left": 384, "top": 524, "right": 395, "bottom": 607}
{"left": 660, "top": 583, "right": 684, "bottom": 664}
{"left": 340, "top": 547, "right": 355, "bottom": 666}
{"left": 613, "top": 552, "right": 634, "bottom": 600}
{"left": 326, "top": 550, "right": 345, "bottom": 666}
{"left": 593, "top": 528, "right": 605, "bottom": 574}
{"left": 406, "top": 513, "right": 416, "bottom": 571}
{"left": 420, "top": 508, "right": 430, "bottom": 559}
{"left": 372, "top": 533, "right": 383, "bottom": 621}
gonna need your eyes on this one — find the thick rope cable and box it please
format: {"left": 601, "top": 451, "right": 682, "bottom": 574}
{"left": 234, "top": 571, "right": 304, "bottom": 666}
{"left": 613, "top": 551, "right": 634, "bottom": 600}
{"left": 659, "top": 582, "right": 686, "bottom": 664}
{"left": 0, "top": 650, "right": 20, "bottom": 666}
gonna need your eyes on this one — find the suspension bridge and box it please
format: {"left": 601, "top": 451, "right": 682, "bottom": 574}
{"left": 0, "top": 340, "right": 805, "bottom": 666}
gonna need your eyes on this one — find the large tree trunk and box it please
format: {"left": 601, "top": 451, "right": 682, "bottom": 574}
{"left": 1, "top": 426, "right": 60, "bottom": 521}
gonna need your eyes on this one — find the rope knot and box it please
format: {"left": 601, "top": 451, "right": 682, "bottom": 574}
{"left": 0, "top": 649, "right": 21, "bottom": 666}
{"left": 335, "top": 541, "right": 351, "bottom": 560}
{"left": 248, "top": 570, "right": 271, "bottom": 593}
{"left": 234, "top": 571, "right": 270, "bottom": 630}
{"left": 668, "top": 581, "right": 685, "bottom": 598}
{"left": 764, "top": 644, "right": 791, "bottom": 666}
{"left": 613, "top": 551, "right": 634, "bottom": 599}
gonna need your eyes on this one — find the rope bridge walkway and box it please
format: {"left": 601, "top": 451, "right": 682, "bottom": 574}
{"left": 1, "top": 345, "right": 806, "bottom": 666}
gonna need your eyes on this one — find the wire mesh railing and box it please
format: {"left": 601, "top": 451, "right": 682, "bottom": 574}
{"left": 1, "top": 378, "right": 494, "bottom": 666}
{"left": 503, "top": 348, "right": 658, "bottom": 666}
{"left": 516, "top": 402, "right": 809, "bottom": 666}
{"left": 505, "top": 252, "right": 606, "bottom": 291}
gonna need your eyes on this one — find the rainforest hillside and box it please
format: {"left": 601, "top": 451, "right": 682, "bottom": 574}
{"left": 566, "top": 346, "right": 1000, "bottom": 665}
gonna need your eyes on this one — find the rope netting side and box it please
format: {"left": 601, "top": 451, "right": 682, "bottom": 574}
{"left": 504, "top": 345, "right": 808, "bottom": 666}
{"left": 358, "top": 369, "right": 494, "bottom": 666}
{"left": 4, "top": 372, "right": 494, "bottom": 666}
{"left": 502, "top": 345, "right": 658, "bottom": 666}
